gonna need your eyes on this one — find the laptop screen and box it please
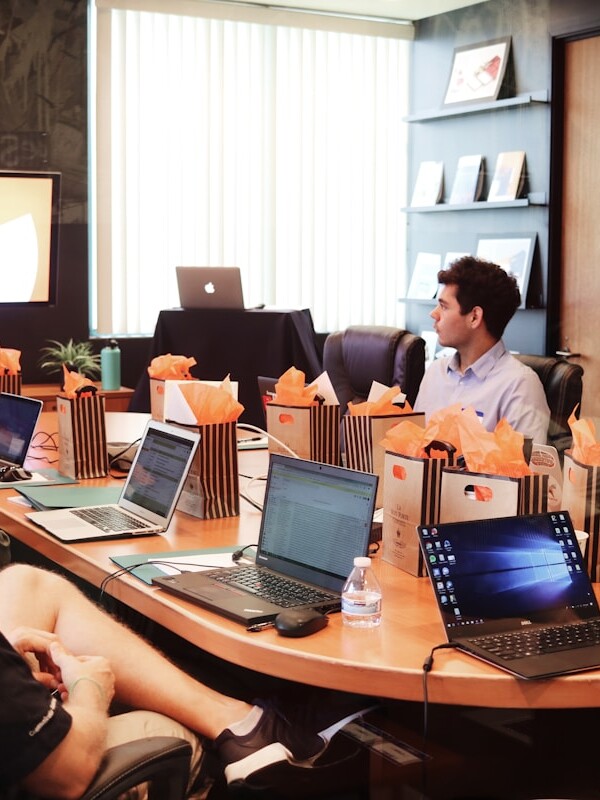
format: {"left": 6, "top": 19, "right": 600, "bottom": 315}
{"left": 0, "top": 393, "right": 42, "bottom": 467}
{"left": 418, "top": 512, "right": 600, "bottom": 639}
{"left": 122, "top": 423, "right": 198, "bottom": 517}
{"left": 256, "top": 454, "right": 378, "bottom": 593}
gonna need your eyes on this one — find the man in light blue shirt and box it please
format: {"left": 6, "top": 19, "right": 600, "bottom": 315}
{"left": 414, "top": 256, "right": 550, "bottom": 445}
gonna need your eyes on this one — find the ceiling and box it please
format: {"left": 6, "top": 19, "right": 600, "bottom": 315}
{"left": 235, "top": 0, "right": 489, "bottom": 22}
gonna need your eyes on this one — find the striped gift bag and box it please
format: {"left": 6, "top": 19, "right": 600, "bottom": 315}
{"left": 57, "top": 392, "right": 108, "bottom": 478}
{"left": 343, "top": 413, "right": 425, "bottom": 508}
{"left": 176, "top": 421, "right": 240, "bottom": 519}
{"left": 265, "top": 403, "right": 341, "bottom": 466}
{"left": 0, "top": 373, "right": 22, "bottom": 395}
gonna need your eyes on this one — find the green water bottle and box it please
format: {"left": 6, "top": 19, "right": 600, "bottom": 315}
{"left": 101, "top": 339, "right": 121, "bottom": 391}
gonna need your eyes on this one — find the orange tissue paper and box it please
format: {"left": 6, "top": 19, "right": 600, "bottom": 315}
{"left": 458, "top": 414, "right": 531, "bottom": 477}
{"left": 0, "top": 347, "right": 21, "bottom": 375}
{"left": 348, "top": 386, "right": 413, "bottom": 417}
{"left": 148, "top": 354, "right": 197, "bottom": 380}
{"left": 380, "top": 404, "right": 530, "bottom": 477}
{"left": 61, "top": 365, "right": 96, "bottom": 398}
{"left": 568, "top": 409, "right": 600, "bottom": 466}
{"left": 380, "top": 419, "right": 432, "bottom": 458}
{"left": 273, "top": 367, "right": 320, "bottom": 407}
{"left": 177, "top": 379, "right": 244, "bottom": 424}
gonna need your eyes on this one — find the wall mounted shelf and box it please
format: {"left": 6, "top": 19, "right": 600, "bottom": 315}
{"left": 404, "top": 90, "right": 549, "bottom": 123}
{"left": 403, "top": 192, "right": 546, "bottom": 213}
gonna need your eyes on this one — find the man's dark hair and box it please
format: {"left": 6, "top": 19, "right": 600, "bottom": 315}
{"left": 438, "top": 256, "right": 521, "bottom": 339}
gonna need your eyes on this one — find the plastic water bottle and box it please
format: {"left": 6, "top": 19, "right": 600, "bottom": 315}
{"left": 341, "top": 556, "right": 382, "bottom": 628}
{"left": 101, "top": 339, "right": 121, "bottom": 391}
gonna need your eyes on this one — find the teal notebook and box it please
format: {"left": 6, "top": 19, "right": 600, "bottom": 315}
{"left": 16, "top": 485, "right": 122, "bottom": 511}
{"left": 110, "top": 547, "right": 254, "bottom": 586}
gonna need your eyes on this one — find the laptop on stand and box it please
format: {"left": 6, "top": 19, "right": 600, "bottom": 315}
{"left": 176, "top": 267, "right": 245, "bottom": 310}
{"left": 27, "top": 420, "right": 199, "bottom": 542}
{"left": 153, "top": 454, "right": 379, "bottom": 626}
{"left": 417, "top": 512, "right": 600, "bottom": 679}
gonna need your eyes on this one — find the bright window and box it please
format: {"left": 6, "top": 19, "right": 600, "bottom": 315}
{"left": 91, "top": 2, "right": 410, "bottom": 336}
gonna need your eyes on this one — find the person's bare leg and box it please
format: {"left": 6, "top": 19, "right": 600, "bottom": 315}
{"left": 0, "top": 564, "right": 253, "bottom": 740}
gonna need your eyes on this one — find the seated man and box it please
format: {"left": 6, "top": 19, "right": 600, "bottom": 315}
{"left": 414, "top": 256, "right": 550, "bottom": 445}
{"left": 0, "top": 563, "right": 371, "bottom": 799}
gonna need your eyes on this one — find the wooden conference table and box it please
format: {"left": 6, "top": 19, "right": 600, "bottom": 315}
{"left": 4, "top": 412, "right": 600, "bottom": 711}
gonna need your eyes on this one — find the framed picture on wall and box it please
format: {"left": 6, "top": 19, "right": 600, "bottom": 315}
{"left": 476, "top": 233, "right": 536, "bottom": 308}
{"left": 443, "top": 37, "right": 512, "bottom": 107}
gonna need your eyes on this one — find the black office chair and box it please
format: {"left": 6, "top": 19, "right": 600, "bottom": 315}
{"left": 514, "top": 354, "right": 583, "bottom": 455}
{"left": 18, "top": 737, "right": 193, "bottom": 800}
{"left": 322, "top": 325, "right": 426, "bottom": 415}
{"left": 81, "top": 736, "right": 192, "bottom": 800}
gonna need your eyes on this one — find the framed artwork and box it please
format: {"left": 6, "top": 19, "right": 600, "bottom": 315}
{"left": 443, "top": 37, "right": 512, "bottom": 107}
{"left": 476, "top": 233, "right": 536, "bottom": 308}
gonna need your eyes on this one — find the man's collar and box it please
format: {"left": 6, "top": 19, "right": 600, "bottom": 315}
{"left": 447, "top": 339, "right": 506, "bottom": 378}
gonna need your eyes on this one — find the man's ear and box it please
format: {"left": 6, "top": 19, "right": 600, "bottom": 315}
{"left": 470, "top": 305, "right": 484, "bottom": 329}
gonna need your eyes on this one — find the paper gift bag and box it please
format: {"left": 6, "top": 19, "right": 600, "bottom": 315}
{"left": 562, "top": 451, "right": 600, "bottom": 580}
{"left": 151, "top": 378, "right": 238, "bottom": 422}
{"left": 177, "top": 421, "right": 240, "bottom": 519}
{"left": 150, "top": 378, "right": 198, "bottom": 421}
{"left": 343, "top": 413, "right": 425, "bottom": 507}
{"left": 382, "top": 448, "right": 451, "bottom": 577}
{"left": 265, "top": 403, "right": 341, "bottom": 465}
{"left": 57, "top": 393, "right": 109, "bottom": 479}
{"left": 439, "top": 467, "right": 548, "bottom": 524}
{"left": 0, "top": 373, "right": 21, "bottom": 395}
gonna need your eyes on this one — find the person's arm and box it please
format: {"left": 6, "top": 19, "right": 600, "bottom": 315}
{"left": 500, "top": 369, "right": 551, "bottom": 446}
{"left": 15, "top": 639, "right": 115, "bottom": 800}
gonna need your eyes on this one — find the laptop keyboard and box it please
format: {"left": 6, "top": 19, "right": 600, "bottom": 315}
{"left": 208, "top": 565, "right": 339, "bottom": 609}
{"left": 468, "top": 619, "right": 600, "bottom": 661}
{"left": 72, "top": 506, "right": 151, "bottom": 533}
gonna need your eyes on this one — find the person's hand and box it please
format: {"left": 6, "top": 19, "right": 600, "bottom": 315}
{"left": 50, "top": 641, "right": 115, "bottom": 710}
{"left": 6, "top": 627, "right": 62, "bottom": 689}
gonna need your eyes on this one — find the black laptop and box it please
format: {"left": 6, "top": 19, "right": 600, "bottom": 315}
{"left": 153, "top": 454, "right": 378, "bottom": 626}
{"left": 417, "top": 512, "right": 600, "bottom": 680}
{"left": 0, "top": 392, "right": 43, "bottom": 472}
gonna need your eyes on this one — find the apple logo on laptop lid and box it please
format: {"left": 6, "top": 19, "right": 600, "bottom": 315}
{"left": 204, "top": 281, "right": 215, "bottom": 294}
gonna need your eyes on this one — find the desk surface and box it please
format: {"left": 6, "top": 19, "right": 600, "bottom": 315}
{"left": 131, "top": 308, "right": 323, "bottom": 427}
{"left": 5, "top": 413, "right": 600, "bottom": 711}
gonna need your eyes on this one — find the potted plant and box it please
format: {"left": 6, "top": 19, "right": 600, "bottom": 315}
{"left": 39, "top": 339, "right": 102, "bottom": 380}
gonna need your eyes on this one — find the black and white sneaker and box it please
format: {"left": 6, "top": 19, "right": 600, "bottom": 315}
{"left": 214, "top": 694, "right": 377, "bottom": 792}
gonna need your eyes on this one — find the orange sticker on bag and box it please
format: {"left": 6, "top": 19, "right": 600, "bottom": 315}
{"left": 278, "top": 413, "right": 295, "bottom": 425}
{"left": 392, "top": 464, "right": 407, "bottom": 480}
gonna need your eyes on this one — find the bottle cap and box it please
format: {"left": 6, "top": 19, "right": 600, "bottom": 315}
{"left": 354, "top": 556, "right": 371, "bottom": 568}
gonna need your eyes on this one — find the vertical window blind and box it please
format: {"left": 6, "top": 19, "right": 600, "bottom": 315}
{"left": 92, "top": 4, "right": 410, "bottom": 336}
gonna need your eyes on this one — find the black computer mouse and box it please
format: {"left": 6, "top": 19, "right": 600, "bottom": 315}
{"left": 0, "top": 466, "right": 32, "bottom": 483}
{"left": 274, "top": 608, "right": 329, "bottom": 638}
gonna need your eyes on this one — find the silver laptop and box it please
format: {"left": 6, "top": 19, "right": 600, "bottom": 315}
{"left": 418, "top": 512, "right": 600, "bottom": 680}
{"left": 0, "top": 392, "right": 43, "bottom": 475}
{"left": 153, "top": 454, "right": 378, "bottom": 626}
{"left": 27, "top": 420, "right": 199, "bottom": 542}
{"left": 176, "top": 266, "right": 244, "bottom": 310}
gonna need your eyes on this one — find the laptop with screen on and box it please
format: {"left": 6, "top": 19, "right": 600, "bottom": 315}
{"left": 153, "top": 454, "right": 379, "bottom": 626}
{"left": 176, "top": 267, "right": 244, "bottom": 310}
{"left": 0, "top": 392, "right": 43, "bottom": 471}
{"left": 27, "top": 420, "right": 199, "bottom": 542}
{"left": 417, "top": 512, "right": 600, "bottom": 679}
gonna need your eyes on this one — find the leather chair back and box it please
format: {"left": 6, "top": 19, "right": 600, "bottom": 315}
{"left": 323, "top": 325, "right": 426, "bottom": 415}
{"left": 514, "top": 354, "right": 583, "bottom": 452}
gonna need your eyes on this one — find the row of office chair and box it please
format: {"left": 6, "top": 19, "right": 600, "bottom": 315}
{"left": 321, "top": 325, "right": 583, "bottom": 455}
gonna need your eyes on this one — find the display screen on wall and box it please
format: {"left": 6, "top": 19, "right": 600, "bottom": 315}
{"left": 0, "top": 170, "right": 60, "bottom": 306}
